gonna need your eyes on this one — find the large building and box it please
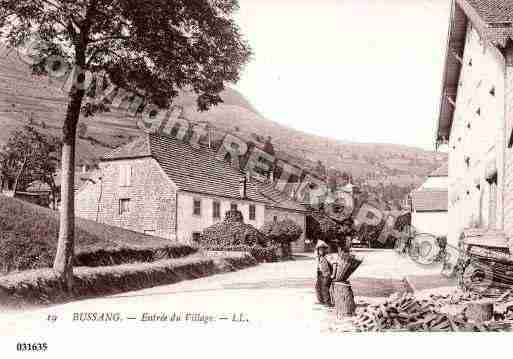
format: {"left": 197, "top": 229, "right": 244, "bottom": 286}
{"left": 75, "top": 134, "right": 309, "bottom": 251}
{"left": 436, "top": 0, "right": 513, "bottom": 248}
{"left": 411, "top": 163, "right": 449, "bottom": 237}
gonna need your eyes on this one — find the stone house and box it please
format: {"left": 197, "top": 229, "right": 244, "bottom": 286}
{"left": 411, "top": 163, "right": 449, "bottom": 237}
{"left": 75, "top": 134, "right": 309, "bottom": 252}
{"left": 436, "top": 0, "right": 513, "bottom": 248}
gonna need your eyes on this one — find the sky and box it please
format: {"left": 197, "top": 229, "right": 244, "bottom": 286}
{"left": 234, "top": 0, "right": 452, "bottom": 151}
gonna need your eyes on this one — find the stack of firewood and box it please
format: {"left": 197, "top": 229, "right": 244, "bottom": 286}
{"left": 460, "top": 246, "right": 513, "bottom": 296}
{"left": 332, "top": 252, "right": 362, "bottom": 282}
{"left": 353, "top": 292, "right": 513, "bottom": 332}
{"left": 331, "top": 252, "right": 363, "bottom": 319}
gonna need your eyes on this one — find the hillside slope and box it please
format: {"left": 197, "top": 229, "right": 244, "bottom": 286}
{"left": 0, "top": 48, "right": 446, "bottom": 189}
{"left": 0, "top": 195, "right": 196, "bottom": 273}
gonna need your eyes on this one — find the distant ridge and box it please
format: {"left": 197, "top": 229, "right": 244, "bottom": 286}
{"left": 0, "top": 48, "right": 447, "bottom": 193}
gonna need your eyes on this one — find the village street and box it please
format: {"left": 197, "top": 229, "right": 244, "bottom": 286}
{"left": 1, "top": 249, "right": 455, "bottom": 335}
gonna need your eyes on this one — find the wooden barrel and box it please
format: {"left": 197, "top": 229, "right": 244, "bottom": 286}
{"left": 332, "top": 281, "right": 356, "bottom": 319}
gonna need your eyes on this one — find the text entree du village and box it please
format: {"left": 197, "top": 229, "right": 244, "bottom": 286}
{"left": 72, "top": 312, "right": 249, "bottom": 324}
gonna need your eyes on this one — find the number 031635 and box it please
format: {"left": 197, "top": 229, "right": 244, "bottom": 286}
{"left": 16, "top": 343, "right": 48, "bottom": 352}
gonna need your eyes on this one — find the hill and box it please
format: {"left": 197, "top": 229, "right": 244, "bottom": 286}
{"left": 0, "top": 195, "right": 196, "bottom": 273}
{"left": 0, "top": 48, "right": 447, "bottom": 193}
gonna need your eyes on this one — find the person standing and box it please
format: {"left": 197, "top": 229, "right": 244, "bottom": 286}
{"left": 315, "top": 240, "right": 333, "bottom": 306}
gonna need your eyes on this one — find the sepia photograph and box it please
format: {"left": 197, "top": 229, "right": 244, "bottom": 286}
{"left": 1, "top": 0, "right": 513, "bottom": 356}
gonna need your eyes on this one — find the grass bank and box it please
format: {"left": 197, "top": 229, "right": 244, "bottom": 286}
{"left": 0, "top": 195, "right": 196, "bottom": 273}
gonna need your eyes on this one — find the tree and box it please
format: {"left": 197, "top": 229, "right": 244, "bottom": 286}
{"left": 263, "top": 136, "right": 275, "bottom": 156}
{"left": 260, "top": 218, "right": 302, "bottom": 259}
{"left": 0, "top": 0, "right": 251, "bottom": 288}
{"left": 315, "top": 160, "right": 327, "bottom": 178}
{"left": 0, "top": 125, "right": 60, "bottom": 207}
{"left": 306, "top": 212, "right": 348, "bottom": 252}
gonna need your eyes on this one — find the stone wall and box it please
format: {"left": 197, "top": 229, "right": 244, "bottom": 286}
{"left": 176, "top": 192, "right": 266, "bottom": 242}
{"left": 75, "top": 158, "right": 178, "bottom": 240}
{"left": 447, "top": 22, "right": 506, "bottom": 246}
{"left": 503, "top": 46, "right": 513, "bottom": 240}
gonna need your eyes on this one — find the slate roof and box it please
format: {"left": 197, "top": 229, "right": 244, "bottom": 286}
{"left": 412, "top": 189, "right": 448, "bottom": 212}
{"left": 103, "top": 134, "right": 307, "bottom": 213}
{"left": 437, "top": 0, "right": 513, "bottom": 145}
{"left": 465, "top": 0, "right": 513, "bottom": 24}
{"left": 430, "top": 162, "right": 449, "bottom": 177}
{"left": 102, "top": 136, "right": 151, "bottom": 160}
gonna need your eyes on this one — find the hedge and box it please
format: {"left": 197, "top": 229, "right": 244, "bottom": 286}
{"left": 0, "top": 252, "right": 257, "bottom": 309}
{"left": 199, "top": 245, "right": 279, "bottom": 263}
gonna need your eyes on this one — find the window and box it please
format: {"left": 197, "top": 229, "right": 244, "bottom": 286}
{"left": 119, "top": 198, "right": 130, "bottom": 215}
{"left": 489, "top": 182, "right": 498, "bottom": 229}
{"left": 230, "top": 203, "right": 238, "bottom": 211}
{"left": 193, "top": 198, "right": 201, "bottom": 216}
{"left": 249, "top": 204, "right": 256, "bottom": 221}
{"left": 213, "top": 201, "right": 221, "bottom": 219}
{"left": 119, "top": 164, "right": 132, "bottom": 187}
{"left": 192, "top": 232, "right": 201, "bottom": 242}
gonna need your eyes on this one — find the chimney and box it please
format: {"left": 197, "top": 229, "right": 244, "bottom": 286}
{"left": 239, "top": 176, "right": 247, "bottom": 199}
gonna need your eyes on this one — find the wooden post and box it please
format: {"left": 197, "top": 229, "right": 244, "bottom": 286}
{"left": 332, "top": 282, "right": 356, "bottom": 319}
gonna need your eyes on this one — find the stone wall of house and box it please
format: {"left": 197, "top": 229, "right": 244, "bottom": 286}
{"left": 419, "top": 176, "right": 448, "bottom": 190}
{"left": 447, "top": 23, "right": 506, "bottom": 246}
{"left": 503, "top": 47, "right": 513, "bottom": 240}
{"left": 264, "top": 207, "right": 307, "bottom": 253}
{"left": 75, "top": 158, "right": 178, "bottom": 240}
{"left": 411, "top": 211, "right": 449, "bottom": 237}
{"left": 176, "top": 192, "right": 266, "bottom": 242}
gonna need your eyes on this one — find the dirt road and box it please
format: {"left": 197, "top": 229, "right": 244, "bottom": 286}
{"left": 1, "top": 249, "right": 452, "bottom": 334}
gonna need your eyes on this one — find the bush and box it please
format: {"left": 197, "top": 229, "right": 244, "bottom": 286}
{"left": 200, "top": 244, "right": 279, "bottom": 263}
{"left": 201, "top": 210, "right": 268, "bottom": 247}
{"left": 261, "top": 218, "right": 303, "bottom": 243}
{"left": 261, "top": 218, "right": 303, "bottom": 258}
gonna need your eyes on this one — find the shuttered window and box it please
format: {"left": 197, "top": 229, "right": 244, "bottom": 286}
{"left": 249, "top": 204, "right": 256, "bottom": 221}
{"left": 192, "top": 232, "right": 201, "bottom": 242}
{"left": 489, "top": 182, "right": 497, "bottom": 229}
{"left": 213, "top": 201, "right": 221, "bottom": 219}
{"left": 119, "top": 198, "right": 130, "bottom": 215}
{"left": 193, "top": 198, "right": 201, "bottom": 216}
{"left": 119, "top": 164, "right": 132, "bottom": 187}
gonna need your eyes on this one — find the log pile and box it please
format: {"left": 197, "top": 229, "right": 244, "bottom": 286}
{"left": 460, "top": 246, "right": 513, "bottom": 296}
{"left": 353, "top": 291, "right": 513, "bottom": 332}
